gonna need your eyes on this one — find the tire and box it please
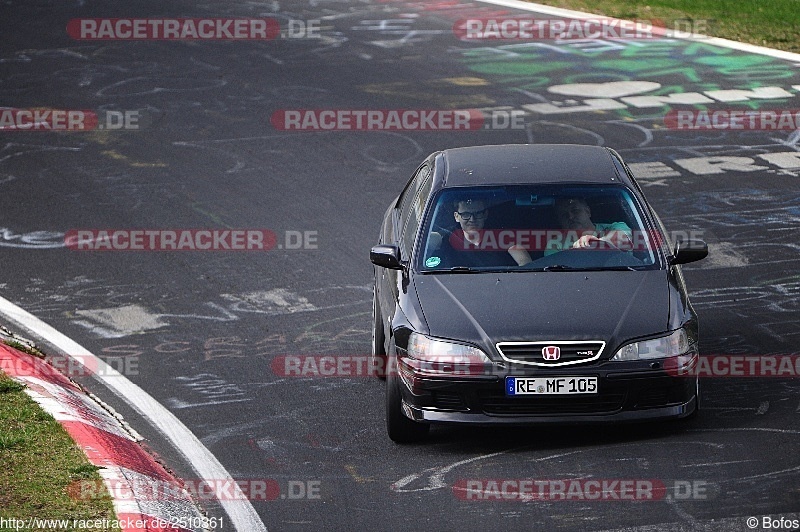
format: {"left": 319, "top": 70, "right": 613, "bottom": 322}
{"left": 371, "top": 286, "right": 387, "bottom": 380}
{"left": 685, "top": 377, "right": 701, "bottom": 420}
{"left": 385, "top": 367, "right": 430, "bottom": 443}
{"left": 695, "top": 377, "right": 701, "bottom": 410}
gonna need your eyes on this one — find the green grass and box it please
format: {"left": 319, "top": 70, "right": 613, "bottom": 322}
{"left": 3, "top": 339, "right": 45, "bottom": 358}
{"left": 0, "top": 371, "right": 120, "bottom": 531}
{"left": 524, "top": 0, "right": 800, "bottom": 52}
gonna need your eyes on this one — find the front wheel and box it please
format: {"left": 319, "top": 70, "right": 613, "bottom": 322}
{"left": 686, "top": 377, "right": 701, "bottom": 420}
{"left": 385, "top": 368, "right": 430, "bottom": 443}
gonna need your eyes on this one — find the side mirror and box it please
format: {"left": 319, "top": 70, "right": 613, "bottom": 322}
{"left": 370, "top": 244, "right": 403, "bottom": 270}
{"left": 672, "top": 239, "right": 708, "bottom": 265}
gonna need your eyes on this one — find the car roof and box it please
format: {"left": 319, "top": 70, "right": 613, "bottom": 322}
{"left": 439, "top": 144, "right": 623, "bottom": 186}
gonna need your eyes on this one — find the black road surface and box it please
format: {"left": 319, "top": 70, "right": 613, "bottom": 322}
{"left": 2, "top": 0, "right": 799, "bottom": 530}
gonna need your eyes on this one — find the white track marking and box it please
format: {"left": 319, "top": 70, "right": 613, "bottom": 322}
{"left": 0, "top": 295, "right": 267, "bottom": 532}
{"left": 391, "top": 448, "right": 518, "bottom": 492}
{"left": 391, "top": 448, "right": 585, "bottom": 493}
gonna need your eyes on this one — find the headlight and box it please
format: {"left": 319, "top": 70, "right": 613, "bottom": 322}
{"left": 407, "top": 333, "right": 490, "bottom": 364}
{"left": 611, "top": 329, "right": 690, "bottom": 361}
{"left": 401, "top": 333, "right": 491, "bottom": 379}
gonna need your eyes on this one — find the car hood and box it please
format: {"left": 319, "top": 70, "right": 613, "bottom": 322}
{"left": 413, "top": 270, "right": 669, "bottom": 358}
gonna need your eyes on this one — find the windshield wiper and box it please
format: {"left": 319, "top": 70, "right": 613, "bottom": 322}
{"left": 542, "top": 265, "right": 575, "bottom": 271}
{"left": 601, "top": 266, "right": 644, "bottom": 271}
{"left": 431, "top": 266, "right": 516, "bottom": 273}
{"left": 542, "top": 265, "right": 643, "bottom": 272}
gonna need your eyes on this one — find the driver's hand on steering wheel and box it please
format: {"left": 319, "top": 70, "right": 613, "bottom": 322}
{"left": 571, "top": 235, "right": 622, "bottom": 250}
{"left": 572, "top": 235, "right": 603, "bottom": 249}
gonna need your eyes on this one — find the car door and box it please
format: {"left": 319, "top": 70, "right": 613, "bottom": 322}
{"left": 376, "top": 162, "right": 432, "bottom": 340}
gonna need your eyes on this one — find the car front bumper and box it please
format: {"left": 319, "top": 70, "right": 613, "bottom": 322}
{"left": 396, "top": 359, "right": 699, "bottom": 425}
{"left": 404, "top": 397, "right": 696, "bottom": 425}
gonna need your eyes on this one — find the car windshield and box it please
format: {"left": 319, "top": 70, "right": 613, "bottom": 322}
{"left": 417, "top": 184, "right": 663, "bottom": 272}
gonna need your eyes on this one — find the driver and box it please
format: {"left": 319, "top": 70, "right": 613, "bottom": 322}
{"left": 547, "top": 197, "right": 632, "bottom": 254}
{"left": 507, "top": 197, "right": 633, "bottom": 265}
{"left": 429, "top": 197, "right": 518, "bottom": 268}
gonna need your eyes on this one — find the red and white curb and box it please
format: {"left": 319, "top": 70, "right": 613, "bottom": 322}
{"left": 0, "top": 342, "right": 206, "bottom": 532}
{"left": 0, "top": 296, "right": 266, "bottom": 532}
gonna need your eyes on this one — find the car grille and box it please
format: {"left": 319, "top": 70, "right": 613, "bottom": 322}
{"left": 496, "top": 341, "right": 605, "bottom": 367}
{"left": 478, "top": 390, "right": 626, "bottom": 416}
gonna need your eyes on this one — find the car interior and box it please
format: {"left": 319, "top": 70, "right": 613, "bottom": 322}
{"left": 423, "top": 188, "right": 656, "bottom": 268}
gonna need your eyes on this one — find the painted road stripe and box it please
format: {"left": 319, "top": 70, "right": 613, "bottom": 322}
{"left": 0, "top": 295, "right": 267, "bottom": 532}
{"left": 477, "top": 0, "right": 800, "bottom": 63}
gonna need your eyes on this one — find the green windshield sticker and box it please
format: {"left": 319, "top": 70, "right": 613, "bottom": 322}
{"left": 425, "top": 256, "right": 441, "bottom": 268}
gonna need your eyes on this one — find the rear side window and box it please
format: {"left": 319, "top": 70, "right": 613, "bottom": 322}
{"left": 401, "top": 171, "right": 433, "bottom": 260}
{"left": 397, "top": 165, "right": 430, "bottom": 237}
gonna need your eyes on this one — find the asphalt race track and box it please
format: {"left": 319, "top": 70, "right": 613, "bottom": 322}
{"left": 2, "top": 0, "right": 800, "bottom": 530}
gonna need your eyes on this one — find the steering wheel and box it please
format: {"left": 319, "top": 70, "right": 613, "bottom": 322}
{"left": 562, "top": 236, "right": 621, "bottom": 252}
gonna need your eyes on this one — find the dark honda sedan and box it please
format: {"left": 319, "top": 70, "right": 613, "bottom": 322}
{"left": 370, "top": 144, "right": 707, "bottom": 443}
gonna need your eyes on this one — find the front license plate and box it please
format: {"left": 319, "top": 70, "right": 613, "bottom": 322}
{"left": 506, "top": 376, "right": 598, "bottom": 396}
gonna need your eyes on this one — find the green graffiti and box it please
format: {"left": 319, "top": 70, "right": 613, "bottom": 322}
{"left": 697, "top": 54, "right": 776, "bottom": 70}
{"left": 694, "top": 55, "right": 794, "bottom": 80}
{"left": 562, "top": 74, "right": 632, "bottom": 84}
{"left": 512, "top": 78, "right": 553, "bottom": 90}
{"left": 681, "top": 42, "right": 733, "bottom": 56}
{"left": 617, "top": 41, "right": 717, "bottom": 58}
{"left": 739, "top": 99, "right": 792, "bottom": 110}
{"left": 649, "top": 85, "right": 693, "bottom": 95}
{"left": 694, "top": 83, "right": 726, "bottom": 92}
{"left": 594, "top": 58, "right": 676, "bottom": 72}
{"left": 590, "top": 59, "right": 702, "bottom": 82}
{"left": 638, "top": 67, "right": 704, "bottom": 82}
{"left": 468, "top": 61, "right": 573, "bottom": 77}
{"left": 454, "top": 35, "right": 799, "bottom": 118}
{"left": 460, "top": 46, "right": 544, "bottom": 60}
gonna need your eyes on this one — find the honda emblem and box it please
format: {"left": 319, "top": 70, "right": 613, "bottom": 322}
{"left": 542, "top": 346, "right": 561, "bottom": 361}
